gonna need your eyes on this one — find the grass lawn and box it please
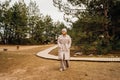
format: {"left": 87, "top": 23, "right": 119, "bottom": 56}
{"left": 0, "top": 45, "right": 120, "bottom": 80}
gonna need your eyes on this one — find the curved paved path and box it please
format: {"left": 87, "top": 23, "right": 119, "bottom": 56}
{"left": 36, "top": 45, "right": 120, "bottom": 62}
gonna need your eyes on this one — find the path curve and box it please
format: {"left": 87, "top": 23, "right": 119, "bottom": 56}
{"left": 36, "top": 45, "right": 120, "bottom": 62}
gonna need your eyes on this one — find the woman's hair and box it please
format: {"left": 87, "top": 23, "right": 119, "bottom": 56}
{"left": 62, "top": 28, "right": 67, "bottom": 32}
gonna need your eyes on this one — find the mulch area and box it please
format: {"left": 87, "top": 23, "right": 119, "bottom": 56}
{"left": 49, "top": 47, "right": 120, "bottom": 58}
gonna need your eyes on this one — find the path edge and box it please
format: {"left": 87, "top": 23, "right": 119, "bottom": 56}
{"left": 36, "top": 45, "right": 120, "bottom": 62}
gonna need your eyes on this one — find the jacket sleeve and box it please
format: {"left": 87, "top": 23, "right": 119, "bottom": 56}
{"left": 57, "top": 36, "right": 62, "bottom": 48}
{"left": 68, "top": 35, "right": 72, "bottom": 48}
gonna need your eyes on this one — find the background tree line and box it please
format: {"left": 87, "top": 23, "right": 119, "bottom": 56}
{"left": 53, "top": 0, "right": 120, "bottom": 54}
{"left": 0, "top": 0, "right": 66, "bottom": 45}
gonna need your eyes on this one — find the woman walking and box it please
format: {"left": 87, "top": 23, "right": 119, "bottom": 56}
{"left": 57, "top": 28, "right": 72, "bottom": 71}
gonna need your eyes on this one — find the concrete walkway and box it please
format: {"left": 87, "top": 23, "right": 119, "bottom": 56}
{"left": 36, "top": 45, "right": 120, "bottom": 62}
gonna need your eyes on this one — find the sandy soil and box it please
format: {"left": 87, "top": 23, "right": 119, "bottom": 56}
{"left": 0, "top": 45, "right": 120, "bottom": 80}
{"left": 0, "top": 45, "right": 45, "bottom": 51}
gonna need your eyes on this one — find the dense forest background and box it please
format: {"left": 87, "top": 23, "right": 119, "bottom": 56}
{"left": 0, "top": 0, "right": 120, "bottom": 54}
{"left": 53, "top": 0, "right": 120, "bottom": 54}
{"left": 0, "top": 0, "right": 67, "bottom": 45}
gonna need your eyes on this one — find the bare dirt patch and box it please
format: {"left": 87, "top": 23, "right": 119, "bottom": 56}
{"left": 0, "top": 45, "right": 45, "bottom": 51}
{"left": 0, "top": 45, "right": 120, "bottom": 80}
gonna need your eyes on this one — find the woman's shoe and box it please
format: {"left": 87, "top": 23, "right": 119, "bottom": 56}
{"left": 59, "top": 68, "right": 64, "bottom": 72}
